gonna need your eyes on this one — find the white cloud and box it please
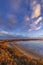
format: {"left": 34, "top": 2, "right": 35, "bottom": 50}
{"left": 30, "top": 16, "right": 42, "bottom": 29}
{"left": 0, "top": 30, "right": 14, "bottom": 36}
{"left": 22, "top": 16, "right": 30, "bottom": 29}
{"left": 31, "top": 0, "right": 41, "bottom": 19}
{"left": 28, "top": 29, "right": 32, "bottom": 32}
{"left": 27, "top": 16, "right": 42, "bottom": 32}
{"left": 24, "top": 16, "right": 30, "bottom": 21}
{"left": 31, "top": 0, "right": 37, "bottom": 7}
{"left": 0, "top": 30, "right": 9, "bottom": 35}
{"left": 35, "top": 26, "right": 41, "bottom": 30}
{"left": 28, "top": 25, "right": 42, "bottom": 32}
{"left": 34, "top": 17, "right": 42, "bottom": 25}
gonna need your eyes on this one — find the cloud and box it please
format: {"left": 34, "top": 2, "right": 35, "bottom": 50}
{"left": 28, "top": 25, "right": 42, "bottom": 32}
{"left": 27, "top": 0, "right": 42, "bottom": 32}
{"left": 35, "top": 26, "right": 42, "bottom": 30}
{"left": 0, "top": 30, "right": 9, "bottom": 35}
{"left": 32, "top": 4, "right": 40, "bottom": 18}
{"left": 23, "top": 0, "right": 42, "bottom": 32}
{"left": 0, "top": 30, "right": 14, "bottom": 36}
{"left": 30, "top": 0, "right": 36, "bottom": 7}
{"left": 22, "top": 15, "right": 42, "bottom": 32}
{"left": 0, "top": 0, "right": 42, "bottom": 35}
{"left": 27, "top": 16, "right": 42, "bottom": 32}
{"left": 41, "top": 0, "right": 43, "bottom": 7}
{"left": 30, "top": 16, "right": 42, "bottom": 28}
{"left": 22, "top": 16, "right": 30, "bottom": 30}
{"left": 28, "top": 29, "right": 32, "bottom": 32}
{"left": 34, "top": 17, "right": 42, "bottom": 25}
{"left": 31, "top": 0, "right": 41, "bottom": 19}
{"left": 41, "top": 0, "right": 43, "bottom": 2}
{"left": 24, "top": 16, "right": 30, "bottom": 21}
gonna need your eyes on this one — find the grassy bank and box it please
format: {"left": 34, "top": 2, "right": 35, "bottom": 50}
{"left": 0, "top": 44, "right": 43, "bottom": 65}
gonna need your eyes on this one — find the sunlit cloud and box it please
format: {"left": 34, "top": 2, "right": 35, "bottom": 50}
{"left": 31, "top": 0, "right": 41, "bottom": 19}
{"left": 30, "top": 16, "right": 42, "bottom": 28}
{"left": 28, "top": 16, "right": 42, "bottom": 32}
{"left": 34, "top": 17, "right": 42, "bottom": 25}
{"left": 0, "top": 0, "right": 43, "bottom": 37}
{"left": 27, "top": 0, "right": 42, "bottom": 32}
{"left": 28, "top": 25, "right": 42, "bottom": 32}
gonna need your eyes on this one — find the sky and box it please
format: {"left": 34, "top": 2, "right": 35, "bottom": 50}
{"left": 0, "top": 0, "right": 43, "bottom": 37}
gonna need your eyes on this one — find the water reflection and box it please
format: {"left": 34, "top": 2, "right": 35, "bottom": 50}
{"left": 16, "top": 41, "right": 43, "bottom": 55}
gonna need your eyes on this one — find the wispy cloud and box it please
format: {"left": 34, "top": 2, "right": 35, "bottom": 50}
{"left": 24, "top": 16, "right": 30, "bottom": 21}
{"left": 31, "top": 16, "right": 42, "bottom": 27}
{"left": 32, "top": 4, "right": 41, "bottom": 18}
{"left": 0, "top": 30, "right": 15, "bottom": 36}
{"left": 0, "top": 0, "right": 43, "bottom": 36}
{"left": 28, "top": 25, "right": 42, "bottom": 32}
{"left": 28, "top": 0, "right": 42, "bottom": 32}
{"left": 0, "top": 30, "right": 9, "bottom": 35}
{"left": 28, "top": 29, "right": 32, "bottom": 32}
{"left": 31, "top": 0, "right": 41, "bottom": 19}
{"left": 22, "top": 0, "right": 42, "bottom": 32}
{"left": 28, "top": 16, "right": 42, "bottom": 32}
{"left": 34, "top": 17, "right": 42, "bottom": 25}
{"left": 22, "top": 16, "right": 30, "bottom": 29}
{"left": 35, "top": 26, "right": 42, "bottom": 30}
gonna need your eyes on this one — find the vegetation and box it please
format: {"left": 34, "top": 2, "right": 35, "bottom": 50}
{"left": 0, "top": 44, "right": 43, "bottom": 65}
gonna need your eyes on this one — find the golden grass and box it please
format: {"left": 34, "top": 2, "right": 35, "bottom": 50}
{"left": 0, "top": 42, "right": 43, "bottom": 65}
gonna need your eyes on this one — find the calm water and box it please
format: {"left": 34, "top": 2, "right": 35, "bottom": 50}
{"left": 16, "top": 41, "right": 43, "bottom": 55}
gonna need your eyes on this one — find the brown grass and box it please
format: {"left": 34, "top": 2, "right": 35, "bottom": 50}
{"left": 0, "top": 42, "right": 43, "bottom": 65}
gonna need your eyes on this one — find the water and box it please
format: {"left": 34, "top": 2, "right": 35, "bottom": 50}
{"left": 16, "top": 41, "right": 43, "bottom": 55}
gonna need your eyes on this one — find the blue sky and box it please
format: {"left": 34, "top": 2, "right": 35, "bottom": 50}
{"left": 0, "top": 0, "right": 43, "bottom": 37}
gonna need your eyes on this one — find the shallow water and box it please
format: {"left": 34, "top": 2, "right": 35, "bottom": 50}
{"left": 16, "top": 41, "right": 43, "bottom": 55}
